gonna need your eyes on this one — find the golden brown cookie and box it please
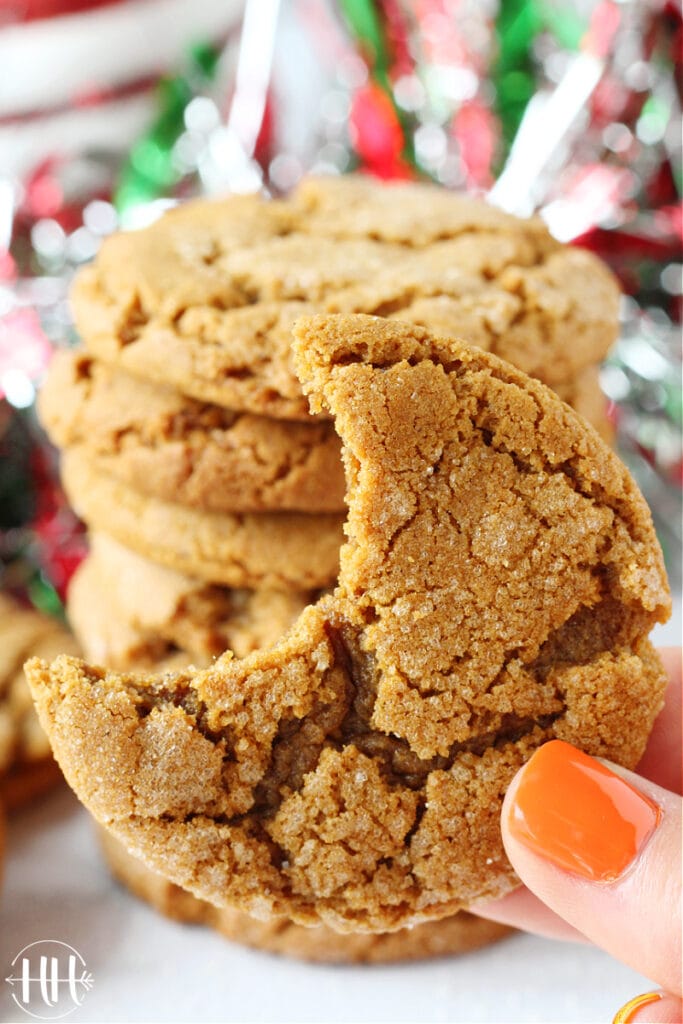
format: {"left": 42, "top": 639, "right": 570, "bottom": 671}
{"left": 97, "top": 826, "right": 511, "bottom": 963}
{"left": 72, "top": 191, "right": 295, "bottom": 325}
{"left": 67, "top": 556, "right": 194, "bottom": 671}
{"left": 0, "top": 595, "right": 78, "bottom": 809}
{"left": 330, "top": 245, "right": 618, "bottom": 388}
{"left": 27, "top": 314, "right": 669, "bottom": 933}
{"left": 292, "top": 174, "right": 553, "bottom": 247}
{"left": 71, "top": 177, "right": 618, "bottom": 419}
{"left": 68, "top": 534, "right": 312, "bottom": 669}
{"left": 73, "top": 295, "right": 319, "bottom": 421}
{"left": 60, "top": 449, "right": 344, "bottom": 590}
{"left": 39, "top": 350, "right": 345, "bottom": 512}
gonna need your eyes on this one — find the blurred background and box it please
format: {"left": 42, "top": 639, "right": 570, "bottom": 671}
{"left": 0, "top": 0, "right": 681, "bottom": 614}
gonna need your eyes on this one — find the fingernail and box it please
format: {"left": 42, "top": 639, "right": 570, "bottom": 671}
{"left": 612, "top": 992, "right": 663, "bottom": 1024}
{"left": 507, "top": 740, "right": 661, "bottom": 883}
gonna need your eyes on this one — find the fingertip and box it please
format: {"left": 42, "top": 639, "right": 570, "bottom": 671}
{"left": 657, "top": 648, "right": 681, "bottom": 687}
{"left": 470, "top": 885, "right": 589, "bottom": 943}
{"left": 499, "top": 741, "right": 681, "bottom": 995}
{"left": 613, "top": 991, "right": 682, "bottom": 1024}
{"left": 637, "top": 648, "right": 682, "bottom": 794}
{"left": 504, "top": 740, "right": 664, "bottom": 882}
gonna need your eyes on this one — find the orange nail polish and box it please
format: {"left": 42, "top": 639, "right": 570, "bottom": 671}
{"left": 508, "top": 740, "right": 661, "bottom": 883}
{"left": 612, "top": 992, "right": 663, "bottom": 1024}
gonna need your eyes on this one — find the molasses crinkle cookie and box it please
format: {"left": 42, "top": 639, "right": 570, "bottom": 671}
{"left": 67, "top": 535, "right": 313, "bottom": 670}
{"left": 98, "top": 826, "right": 511, "bottom": 963}
{"left": 70, "top": 176, "right": 618, "bottom": 419}
{"left": 39, "top": 351, "right": 346, "bottom": 513}
{"left": 26, "top": 315, "right": 670, "bottom": 933}
{"left": 59, "top": 449, "right": 344, "bottom": 591}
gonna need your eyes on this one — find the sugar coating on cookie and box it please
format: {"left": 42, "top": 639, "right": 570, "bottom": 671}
{"left": 97, "top": 825, "right": 511, "bottom": 963}
{"left": 27, "top": 315, "right": 670, "bottom": 933}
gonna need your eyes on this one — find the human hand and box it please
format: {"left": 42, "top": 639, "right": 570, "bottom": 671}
{"left": 472, "top": 647, "right": 682, "bottom": 1024}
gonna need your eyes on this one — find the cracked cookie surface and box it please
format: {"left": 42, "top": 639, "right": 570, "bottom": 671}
{"left": 98, "top": 825, "right": 511, "bottom": 963}
{"left": 71, "top": 176, "right": 618, "bottom": 419}
{"left": 27, "top": 315, "right": 670, "bottom": 933}
{"left": 40, "top": 350, "right": 345, "bottom": 512}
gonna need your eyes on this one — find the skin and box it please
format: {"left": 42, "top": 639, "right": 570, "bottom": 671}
{"left": 471, "top": 647, "right": 682, "bottom": 1022}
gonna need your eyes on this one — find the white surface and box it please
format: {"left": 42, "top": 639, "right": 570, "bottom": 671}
{"left": 0, "top": 789, "right": 655, "bottom": 1024}
{"left": 2, "top": 610, "right": 679, "bottom": 1024}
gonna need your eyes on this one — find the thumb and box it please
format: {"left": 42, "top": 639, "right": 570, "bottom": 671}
{"left": 501, "top": 740, "right": 682, "bottom": 999}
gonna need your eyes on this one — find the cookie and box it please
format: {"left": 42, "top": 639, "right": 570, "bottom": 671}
{"left": 68, "top": 534, "right": 312, "bottom": 669}
{"left": 71, "top": 177, "right": 619, "bottom": 419}
{"left": 331, "top": 245, "right": 619, "bottom": 387}
{"left": 72, "top": 191, "right": 295, "bottom": 323}
{"left": 39, "top": 350, "right": 345, "bottom": 512}
{"left": 0, "top": 595, "right": 78, "bottom": 809}
{"left": 67, "top": 555, "right": 206, "bottom": 672}
{"left": 27, "top": 314, "right": 670, "bottom": 933}
{"left": 292, "top": 173, "right": 554, "bottom": 247}
{"left": 73, "top": 294, "right": 319, "bottom": 421}
{"left": 97, "top": 826, "right": 511, "bottom": 963}
{"left": 60, "top": 449, "right": 344, "bottom": 590}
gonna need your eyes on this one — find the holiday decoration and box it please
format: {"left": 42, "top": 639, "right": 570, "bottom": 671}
{"left": 0, "top": 0, "right": 680, "bottom": 610}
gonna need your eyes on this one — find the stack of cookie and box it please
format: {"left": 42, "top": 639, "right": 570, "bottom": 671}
{"left": 40, "top": 177, "right": 620, "bottom": 666}
{"left": 36, "top": 175, "right": 623, "bottom": 961}
{"left": 38, "top": 354, "right": 346, "bottom": 671}
{"left": 29, "top": 313, "right": 670, "bottom": 964}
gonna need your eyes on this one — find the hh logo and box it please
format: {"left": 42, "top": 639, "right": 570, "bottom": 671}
{"left": 5, "top": 940, "right": 93, "bottom": 1020}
